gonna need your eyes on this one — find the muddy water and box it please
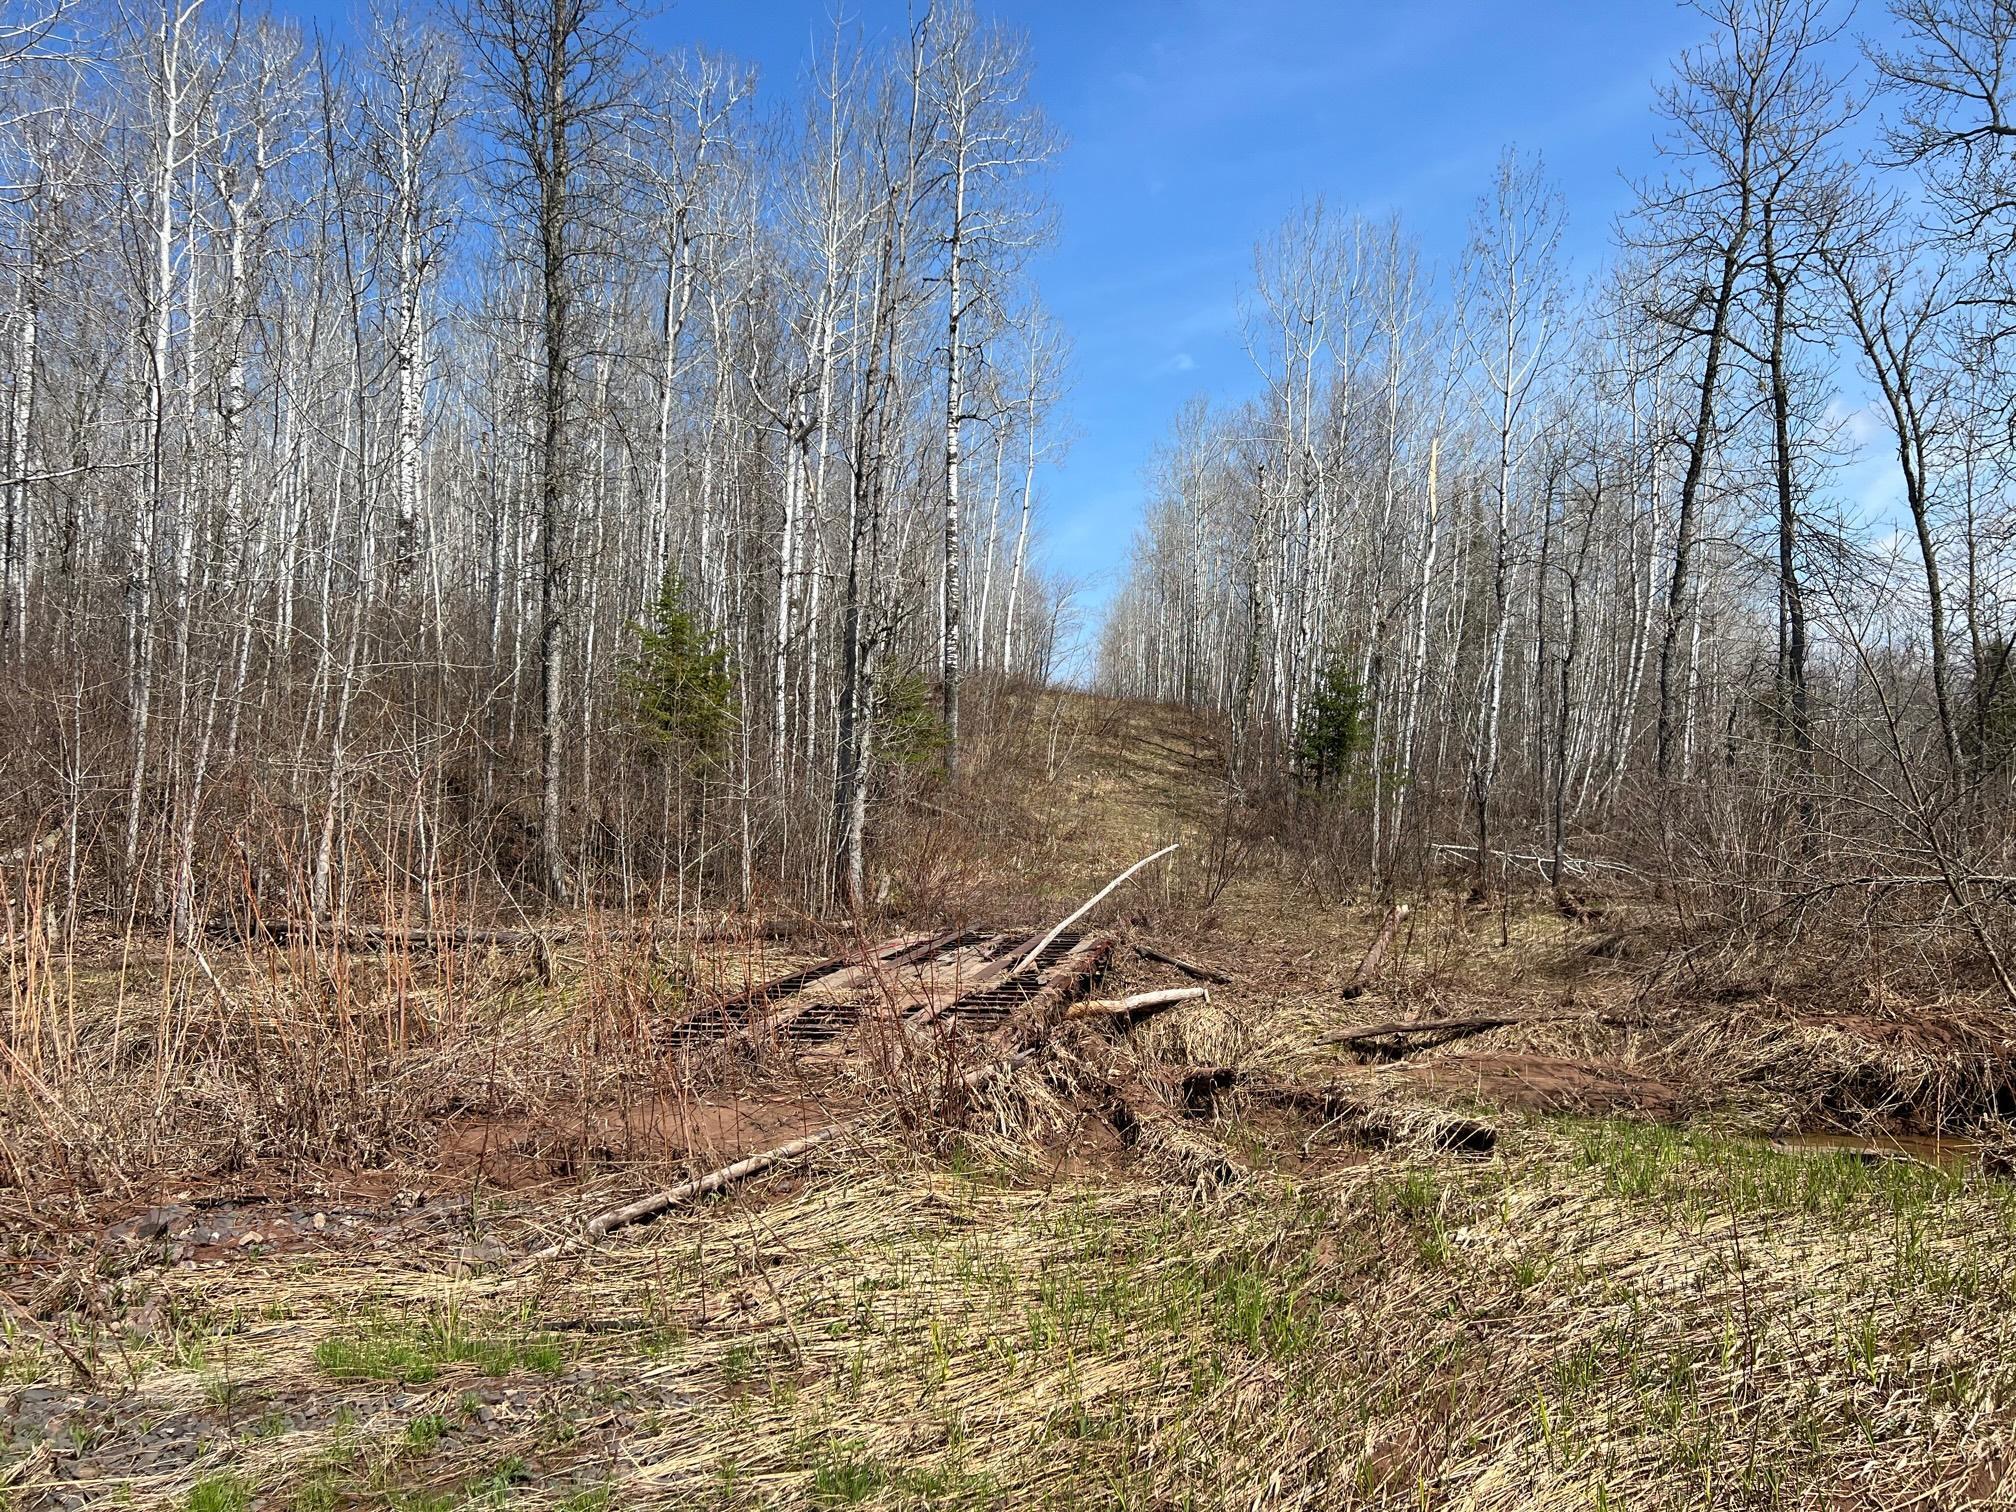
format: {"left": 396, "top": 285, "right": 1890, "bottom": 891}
{"left": 1768, "top": 1131, "right": 1978, "bottom": 1167}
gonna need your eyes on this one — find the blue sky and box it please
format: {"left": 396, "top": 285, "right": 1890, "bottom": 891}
{"left": 681, "top": 1, "right": 1717, "bottom": 668}
{"left": 297, "top": 0, "right": 1904, "bottom": 664}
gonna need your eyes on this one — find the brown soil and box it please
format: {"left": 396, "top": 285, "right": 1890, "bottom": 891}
{"left": 1401, "top": 1052, "right": 1694, "bottom": 1120}
{"left": 436, "top": 1091, "right": 848, "bottom": 1188}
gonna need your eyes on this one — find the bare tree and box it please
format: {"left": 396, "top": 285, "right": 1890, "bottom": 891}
{"left": 923, "top": 0, "right": 1054, "bottom": 781}
{"left": 1629, "top": 0, "right": 1844, "bottom": 783}
{"left": 459, "top": 0, "right": 635, "bottom": 900}
{"left": 1461, "top": 148, "right": 1565, "bottom": 893}
{"left": 1874, "top": 0, "right": 2016, "bottom": 392}
{"left": 1829, "top": 233, "right": 1968, "bottom": 772}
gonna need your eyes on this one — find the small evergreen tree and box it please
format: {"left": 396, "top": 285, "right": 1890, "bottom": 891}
{"left": 620, "top": 574, "right": 736, "bottom": 765}
{"left": 1292, "top": 661, "right": 1366, "bottom": 790}
{"left": 878, "top": 670, "right": 948, "bottom": 768}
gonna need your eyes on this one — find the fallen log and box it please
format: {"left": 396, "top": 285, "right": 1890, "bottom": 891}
{"left": 570, "top": 1121, "right": 866, "bottom": 1252}
{"left": 1177, "top": 1067, "right": 1496, "bottom": 1155}
{"left": 1336, "top": 1012, "right": 1522, "bottom": 1059}
{"left": 1130, "top": 942, "right": 1232, "bottom": 985}
{"left": 1065, "top": 987, "right": 1208, "bottom": 1023}
{"left": 240, "top": 918, "right": 560, "bottom": 952}
{"left": 233, "top": 912, "right": 839, "bottom": 954}
{"left": 1341, "top": 903, "right": 1410, "bottom": 999}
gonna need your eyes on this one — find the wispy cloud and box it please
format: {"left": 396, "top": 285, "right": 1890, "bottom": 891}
{"left": 1151, "top": 352, "right": 1197, "bottom": 377}
{"left": 1822, "top": 397, "right": 1887, "bottom": 450}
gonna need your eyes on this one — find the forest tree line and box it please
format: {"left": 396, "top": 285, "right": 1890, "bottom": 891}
{"left": 0, "top": 0, "right": 1069, "bottom": 929}
{"left": 1099, "top": 0, "right": 2016, "bottom": 912}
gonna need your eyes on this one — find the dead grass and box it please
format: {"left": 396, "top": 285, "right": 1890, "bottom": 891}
{"left": 9, "top": 695, "right": 2016, "bottom": 1507}
{"left": 14, "top": 1102, "right": 2016, "bottom": 1508}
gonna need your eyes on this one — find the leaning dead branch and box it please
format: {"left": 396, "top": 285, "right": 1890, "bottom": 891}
{"left": 1009, "top": 843, "right": 1180, "bottom": 977}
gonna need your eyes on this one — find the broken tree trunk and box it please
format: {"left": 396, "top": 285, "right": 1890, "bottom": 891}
{"left": 1009, "top": 843, "right": 1179, "bottom": 977}
{"left": 1341, "top": 903, "right": 1410, "bottom": 999}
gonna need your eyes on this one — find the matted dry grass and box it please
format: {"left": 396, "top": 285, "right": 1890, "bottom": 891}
{"left": 10, "top": 1087, "right": 2016, "bottom": 1509}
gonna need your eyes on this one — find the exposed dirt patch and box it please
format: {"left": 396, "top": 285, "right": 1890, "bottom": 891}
{"left": 1403, "top": 1051, "right": 1693, "bottom": 1120}
{"left": 436, "top": 1091, "right": 847, "bottom": 1188}
{"left": 101, "top": 1191, "right": 485, "bottom": 1265}
{"left": 1023, "top": 1099, "right": 1133, "bottom": 1182}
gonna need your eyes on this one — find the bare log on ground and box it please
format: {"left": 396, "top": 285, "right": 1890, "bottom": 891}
{"left": 1336, "top": 1012, "right": 1521, "bottom": 1059}
{"left": 243, "top": 919, "right": 562, "bottom": 951}
{"left": 1010, "top": 843, "right": 1180, "bottom": 978}
{"left": 538, "top": 923, "right": 1135, "bottom": 1257}
{"left": 1130, "top": 942, "right": 1232, "bottom": 985}
{"left": 559, "top": 1121, "right": 868, "bottom": 1255}
{"left": 1341, "top": 903, "right": 1410, "bottom": 999}
{"left": 1066, "top": 986, "right": 1208, "bottom": 1023}
{"left": 237, "top": 913, "right": 839, "bottom": 954}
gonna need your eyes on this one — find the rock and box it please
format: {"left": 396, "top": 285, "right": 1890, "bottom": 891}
{"left": 105, "top": 1206, "right": 190, "bottom": 1244}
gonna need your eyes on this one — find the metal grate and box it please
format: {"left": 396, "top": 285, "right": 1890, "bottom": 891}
{"left": 931, "top": 931, "right": 1088, "bottom": 1030}
{"left": 661, "top": 932, "right": 954, "bottom": 1048}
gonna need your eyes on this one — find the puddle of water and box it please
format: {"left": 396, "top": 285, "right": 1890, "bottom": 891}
{"left": 1767, "top": 1131, "right": 1978, "bottom": 1168}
